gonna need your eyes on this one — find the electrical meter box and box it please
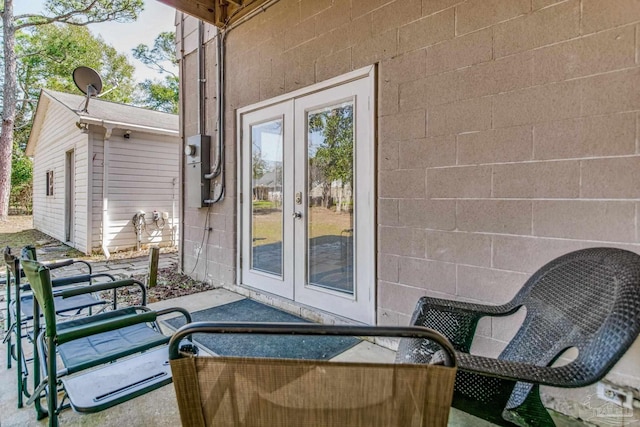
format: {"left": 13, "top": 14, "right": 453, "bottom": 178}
{"left": 185, "top": 134, "right": 211, "bottom": 208}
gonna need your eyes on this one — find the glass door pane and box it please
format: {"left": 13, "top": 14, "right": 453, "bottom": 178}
{"left": 307, "top": 102, "right": 354, "bottom": 294}
{"left": 251, "top": 119, "right": 284, "bottom": 277}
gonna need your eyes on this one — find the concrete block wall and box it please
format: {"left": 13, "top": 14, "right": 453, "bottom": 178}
{"left": 177, "top": 0, "right": 640, "bottom": 421}
{"left": 177, "top": 15, "right": 236, "bottom": 288}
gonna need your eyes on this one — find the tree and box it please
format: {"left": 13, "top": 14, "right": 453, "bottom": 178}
{"left": 0, "top": 0, "right": 144, "bottom": 221}
{"left": 10, "top": 140, "right": 32, "bottom": 214}
{"left": 17, "top": 24, "right": 137, "bottom": 105}
{"left": 133, "top": 31, "right": 178, "bottom": 113}
{"left": 133, "top": 31, "right": 177, "bottom": 76}
{"left": 137, "top": 75, "right": 178, "bottom": 113}
{"left": 308, "top": 105, "right": 354, "bottom": 209}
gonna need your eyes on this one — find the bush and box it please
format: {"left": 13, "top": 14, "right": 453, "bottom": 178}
{"left": 10, "top": 181, "right": 33, "bottom": 215}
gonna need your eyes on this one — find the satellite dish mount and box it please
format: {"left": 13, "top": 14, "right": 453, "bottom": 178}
{"left": 72, "top": 66, "right": 103, "bottom": 113}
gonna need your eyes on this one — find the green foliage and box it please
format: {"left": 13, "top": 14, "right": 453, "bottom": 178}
{"left": 134, "top": 31, "right": 178, "bottom": 113}
{"left": 11, "top": 141, "right": 31, "bottom": 187}
{"left": 308, "top": 105, "right": 354, "bottom": 186}
{"left": 132, "top": 31, "right": 177, "bottom": 76}
{"left": 252, "top": 150, "right": 268, "bottom": 180}
{"left": 137, "top": 75, "right": 178, "bottom": 113}
{"left": 20, "top": 1, "right": 144, "bottom": 27}
{"left": 10, "top": 140, "right": 32, "bottom": 213}
{"left": 252, "top": 200, "right": 277, "bottom": 210}
{"left": 16, "top": 24, "right": 136, "bottom": 105}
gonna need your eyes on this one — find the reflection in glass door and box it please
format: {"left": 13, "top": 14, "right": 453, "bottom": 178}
{"left": 307, "top": 102, "right": 354, "bottom": 294}
{"left": 251, "top": 119, "right": 284, "bottom": 277}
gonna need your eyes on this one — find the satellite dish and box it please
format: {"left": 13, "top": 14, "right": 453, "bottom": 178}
{"left": 72, "top": 66, "right": 103, "bottom": 113}
{"left": 73, "top": 66, "right": 103, "bottom": 95}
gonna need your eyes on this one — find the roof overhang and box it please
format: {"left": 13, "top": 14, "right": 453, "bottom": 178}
{"left": 156, "top": 0, "right": 269, "bottom": 27}
{"left": 77, "top": 116, "right": 179, "bottom": 137}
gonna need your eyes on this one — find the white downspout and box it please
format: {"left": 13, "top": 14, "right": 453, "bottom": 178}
{"left": 102, "top": 125, "right": 114, "bottom": 258}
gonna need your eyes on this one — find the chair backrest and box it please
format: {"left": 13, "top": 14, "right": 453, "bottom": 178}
{"left": 21, "top": 245, "right": 37, "bottom": 261}
{"left": 172, "top": 357, "right": 455, "bottom": 427}
{"left": 4, "top": 246, "right": 19, "bottom": 279}
{"left": 20, "top": 259, "right": 58, "bottom": 339}
{"left": 501, "top": 247, "right": 640, "bottom": 385}
{"left": 4, "top": 247, "right": 19, "bottom": 332}
{"left": 169, "top": 323, "right": 457, "bottom": 427}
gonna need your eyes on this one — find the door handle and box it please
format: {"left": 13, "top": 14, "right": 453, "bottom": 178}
{"left": 292, "top": 211, "right": 302, "bottom": 219}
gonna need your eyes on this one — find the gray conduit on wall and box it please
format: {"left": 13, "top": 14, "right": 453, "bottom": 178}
{"left": 204, "top": 26, "right": 224, "bottom": 204}
{"left": 180, "top": 1, "right": 282, "bottom": 269}
{"left": 203, "top": 0, "right": 282, "bottom": 204}
{"left": 179, "top": 12, "right": 186, "bottom": 269}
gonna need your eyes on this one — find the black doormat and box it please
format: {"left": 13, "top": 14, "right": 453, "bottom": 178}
{"left": 165, "top": 298, "right": 360, "bottom": 360}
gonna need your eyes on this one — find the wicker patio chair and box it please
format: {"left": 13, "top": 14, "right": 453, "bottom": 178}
{"left": 396, "top": 247, "right": 640, "bottom": 426}
{"left": 20, "top": 258, "right": 193, "bottom": 427}
{"left": 169, "top": 322, "right": 457, "bottom": 427}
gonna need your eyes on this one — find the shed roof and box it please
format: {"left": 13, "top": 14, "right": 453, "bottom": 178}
{"left": 26, "top": 89, "right": 178, "bottom": 156}
{"left": 42, "top": 89, "right": 178, "bottom": 131}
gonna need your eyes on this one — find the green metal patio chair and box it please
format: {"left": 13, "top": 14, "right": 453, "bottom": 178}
{"left": 397, "top": 247, "right": 640, "bottom": 426}
{"left": 2, "top": 246, "right": 115, "bottom": 408}
{"left": 20, "top": 258, "right": 192, "bottom": 427}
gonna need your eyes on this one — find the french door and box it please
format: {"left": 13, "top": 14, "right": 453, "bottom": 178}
{"left": 239, "top": 68, "right": 375, "bottom": 324}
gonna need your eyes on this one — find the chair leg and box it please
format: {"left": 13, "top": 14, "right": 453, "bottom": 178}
{"left": 15, "top": 273, "right": 24, "bottom": 408}
{"left": 40, "top": 337, "right": 59, "bottom": 427}
{"left": 5, "top": 323, "right": 13, "bottom": 370}
{"left": 16, "top": 321, "right": 24, "bottom": 408}
{"left": 5, "top": 268, "right": 12, "bottom": 369}
{"left": 502, "top": 385, "right": 555, "bottom": 427}
{"left": 47, "top": 373, "right": 58, "bottom": 427}
{"left": 32, "top": 311, "right": 48, "bottom": 420}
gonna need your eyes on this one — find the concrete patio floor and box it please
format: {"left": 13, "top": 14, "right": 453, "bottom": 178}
{"left": 0, "top": 255, "right": 583, "bottom": 426}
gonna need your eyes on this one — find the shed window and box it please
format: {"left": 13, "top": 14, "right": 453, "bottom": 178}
{"left": 46, "top": 170, "right": 54, "bottom": 196}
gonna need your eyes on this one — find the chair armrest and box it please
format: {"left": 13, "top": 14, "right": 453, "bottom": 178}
{"left": 57, "top": 310, "right": 158, "bottom": 344}
{"left": 156, "top": 307, "right": 193, "bottom": 325}
{"left": 51, "top": 273, "right": 116, "bottom": 288}
{"left": 457, "top": 353, "right": 590, "bottom": 388}
{"left": 420, "top": 296, "right": 519, "bottom": 317}
{"left": 48, "top": 259, "right": 92, "bottom": 274}
{"left": 56, "top": 278, "right": 147, "bottom": 306}
{"left": 407, "top": 296, "right": 520, "bottom": 352}
{"left": 43, "top": 259, "right": 75, "bottom": 269}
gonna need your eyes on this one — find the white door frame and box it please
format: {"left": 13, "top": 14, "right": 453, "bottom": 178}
{"left": 237, "top": 66, "right": 376, "bottom": 324}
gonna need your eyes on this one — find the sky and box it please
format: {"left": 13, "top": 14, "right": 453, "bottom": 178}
{"left": 13, "top": 0, "right": 179, "bottom": 82}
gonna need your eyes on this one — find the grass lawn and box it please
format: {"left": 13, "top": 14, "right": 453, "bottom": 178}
{"left": 252, "top": 205, "right": 352, "bottom": 246}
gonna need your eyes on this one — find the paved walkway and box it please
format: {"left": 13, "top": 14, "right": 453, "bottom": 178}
{"left": 0, "top": 250, "right": 499, "bottom": 427}
{"left": 0, "top": 252, "right": 178, "bottom": 301}
{"left": 0, "top": 286, "right": 497, "bottom": 427}
{"left": 52, "top": 252, "right": 179, "bottom": 280}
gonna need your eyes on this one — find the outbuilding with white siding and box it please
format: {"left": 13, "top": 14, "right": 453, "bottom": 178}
{"left": 26, "top": 89, "right": 180, "bottom": 256}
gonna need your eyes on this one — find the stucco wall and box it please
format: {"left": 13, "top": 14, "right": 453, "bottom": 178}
{"left": 178, "top": 0, "right": 640, "bottom": 420}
